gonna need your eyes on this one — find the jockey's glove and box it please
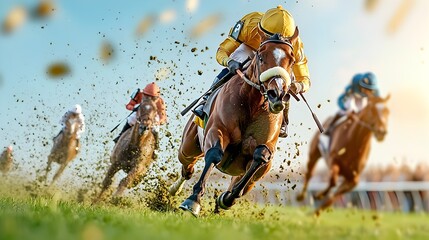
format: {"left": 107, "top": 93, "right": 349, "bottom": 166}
{"left": 227, "top": 58, "right": 241, "bottom": 74}
{"left": 289, "top": 82, "right": 304, "bottom": 95}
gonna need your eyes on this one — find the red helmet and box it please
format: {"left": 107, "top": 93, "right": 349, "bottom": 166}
{"left": 142, "top": 82, "right": 160, "bottom": 97}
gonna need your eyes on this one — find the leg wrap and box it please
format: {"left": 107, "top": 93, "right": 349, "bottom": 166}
{"left": 218, "top": 145, "right": 271, "bottom": 209}
{"left": 253, "top": 144, "right": 272, "bottom": 164}
{"left": 205, "top": 145, "right": 223, "bottom": 165}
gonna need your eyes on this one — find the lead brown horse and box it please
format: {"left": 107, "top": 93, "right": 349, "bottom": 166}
{"left": 296, "top": 94, "right": 390, "bottom": 215}
{"left": 44, "top": 115, "right": 80, "bottom": 184}
{"left": 95, "top": 97, "right": 157, "bottom": 202}
{"left": 169, "top": 32, "right": 300, "bottom": 216}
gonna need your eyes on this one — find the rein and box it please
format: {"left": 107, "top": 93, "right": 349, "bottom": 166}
{"left": 236, "top": 70, "right": 260, "bottom": 91}
{"left": 352, "top": 108, "right": 381, "bottom": 134}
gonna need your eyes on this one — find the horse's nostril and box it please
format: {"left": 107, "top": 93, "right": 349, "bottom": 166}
{"left": 267, "top": 90, "right": 276, "bottom": 99}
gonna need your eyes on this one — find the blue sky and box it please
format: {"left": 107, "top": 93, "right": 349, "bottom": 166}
{"left": 1, "top": 0, "right": 428, "bottom": 182}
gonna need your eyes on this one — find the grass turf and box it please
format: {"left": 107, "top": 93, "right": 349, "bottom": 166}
{"left": 1, "top": 195, "right": 429, "bottom": 240}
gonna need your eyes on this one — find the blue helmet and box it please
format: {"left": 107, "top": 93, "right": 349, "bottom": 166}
{"left": 359, "top": 72, "right": 378, "bottom": 90}
{"left": 351, "top": 73, "right": 364, "bottom": 93}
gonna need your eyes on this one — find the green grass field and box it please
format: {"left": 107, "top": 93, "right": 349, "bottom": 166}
{"left": 1, "top": 191, "right": 429, "bottom": 240}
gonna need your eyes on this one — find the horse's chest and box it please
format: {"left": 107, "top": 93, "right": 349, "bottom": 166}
{"left": 243, "top": 113, "right": 281, "bottom": 142}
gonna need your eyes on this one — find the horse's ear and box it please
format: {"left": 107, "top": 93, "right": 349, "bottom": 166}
{"left": 289, "top": 26, "right": 299, "bottom": 45}
{"left": 383, "top": 93, "right": 391, "bottom": 102}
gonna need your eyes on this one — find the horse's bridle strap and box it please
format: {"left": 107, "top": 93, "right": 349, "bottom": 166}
{"left": 356, "top": 118, "right": 376, "bottom": 132}
{"left": 236, "top": 69, "right": 260, "bottom": 91}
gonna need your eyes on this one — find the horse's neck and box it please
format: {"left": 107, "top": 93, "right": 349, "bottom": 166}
{"left": 239, "top": 66, "right": 266, "bottom": 114}
{"left": 129, "top": 123, "right": 140, "bottom": 146}
{"left": 138, "top": 129, "right": 153, "bottom": 149}
{"left": 348, "top": 111, "right": 373, "bottom": 145}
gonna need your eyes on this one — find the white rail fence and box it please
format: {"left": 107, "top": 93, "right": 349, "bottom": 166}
{"left": 243, "top": 182, "right": 429, "bottom": 213}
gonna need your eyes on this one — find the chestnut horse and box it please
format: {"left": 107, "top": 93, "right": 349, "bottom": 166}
{"left": 169, "top": 32, "right": 299, "bottom": 216}
{"left": 44, "top": 115, "right": 80, "bottom": 184}
{"left": 296, "top": 94, "right": 390, "bottom": 215}
{"left": 95, "top": 97, "right": 157, "bottom": 202}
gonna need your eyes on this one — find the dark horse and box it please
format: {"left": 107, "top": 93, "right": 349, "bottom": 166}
{"left": 169, "top": 31, "right": 300, "bottom": 216}
{"left": 296, "top": 94, "right": 390, "bottom": 215}
{"left": 95, "top": 97, "right": 157, "bottom": 202}
{"left": 44, "top": 115, "right": 80, "bottom": 184}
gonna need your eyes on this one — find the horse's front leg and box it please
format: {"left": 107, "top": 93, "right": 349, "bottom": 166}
{"left": 180, "top": 140, "right": 226, "bottom": 217}
{"left": 217, "top": 144, "right": 272, "bottom": 210}
{"left": 170, "top": 117, "right": 203, "bottom": 196}
{"left": 297, "top": 137, "right": 322, "bottom": 201}
{"left": 315, "top": 176, "right": 359, "bottom": 216}
{"left": 314, "top": 164, "right": 339, "bottom": 200}
{"left": 43, "top": 155, "right": 54, "bottom": 183}
{"left": 114, "top": 163, "right": 147, "bottom": 197}
{"left": 51, "top": 162, "right": 68, "bottom": 185}
{"left": 93, "top": 162, "right": 120, "bottom": 204}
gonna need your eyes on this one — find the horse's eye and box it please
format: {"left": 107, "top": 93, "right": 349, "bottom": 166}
{"left": 258, "top": 55, "right": 264, "bottom": 63}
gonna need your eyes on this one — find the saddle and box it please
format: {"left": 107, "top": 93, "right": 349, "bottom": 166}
{"left": 318, "top": 115, "right": 348, "bottom": 159}
{"left": 193, "top": 88, "right": 222, "bottom": 129}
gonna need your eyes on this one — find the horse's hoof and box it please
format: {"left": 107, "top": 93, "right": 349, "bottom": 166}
{"left": 314, "top": 194, "right": 324, "bottom": 201}
{"left": 314, "top": 209, "right": 321, "bottom": 217}
{"left": 179, "top": 198, "right": 201, "bottom": 217}
{"left": 216, "top": 191, "right": 233, "bottom": 210}
{"left": 296, "top": 193, "right": 305, "bottom": 202}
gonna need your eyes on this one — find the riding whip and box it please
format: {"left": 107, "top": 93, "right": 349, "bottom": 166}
{"left": 299, "top": 93, "right": 325, "bottom": 133}
{"left": 180, "top": 58, "right": 251, "bottom": 116}
{"left": 110, "top": 110, "right": 135, "bottom": 133}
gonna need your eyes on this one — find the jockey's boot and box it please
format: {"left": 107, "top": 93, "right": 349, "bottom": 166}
{"left": 279, "top": 101, "right": 290, "bottom": 138}
{"left": 152, "top": 128, "right": 160, "bottom": 149}
{"left": 75, "top": 139, "right": 80, "bottom": 154}
{"left": 113, "top": 122, "right": 131, "bottom": 143}
{"left": 53, "top": 130, "right": 63, "bottom": 141}
{"left": 323, "top": 112, "right": 343, "bottom": 137}
{"left": 191, "top": 100, "right": 207, "bottom": 119}
{"left": 192, "top": 76, "right": 222, "bottom": 119}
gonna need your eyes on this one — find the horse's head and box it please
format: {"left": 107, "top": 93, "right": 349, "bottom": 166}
{"left": 360, "top": 94, "right": 391, "bottom": 141}
{"left": 136, "top": 97, "right": 158, "bottom": 133}
{"left": 250, "top": 28, "right": 299, "bottom": 114}
{"left": 64, "top": 114, "right": 79, "bottom": 138}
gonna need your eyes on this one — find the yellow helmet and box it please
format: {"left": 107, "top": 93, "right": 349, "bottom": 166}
{"left": 259, "top": 5, "right": 296, "bottom": 37}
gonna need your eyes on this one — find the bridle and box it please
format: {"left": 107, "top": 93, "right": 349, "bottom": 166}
{"left": 64, "top": 117, "right": 78, "bottom": 137}
{"left": 136, "top": 100, "right": 156, "bottom": 133}
{"left": 353, "top": 102, "right": 386, "bottom": 135}
{"left": 239, "top": 35, "right": 294, "bottom": 102}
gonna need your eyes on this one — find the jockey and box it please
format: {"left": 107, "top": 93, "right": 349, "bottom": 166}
{"left": 113, "top": 82, "right": 167, "bottom": 148}
{"left": 324, "top": 72, "right": 380, "bottom": 136}
{"left": 192, "top": 5, "right": 311, "bottom": 138}
{"left": 0, "top": 145, "right": 13, "bottom": 174}
{"left": 58, "top": 104, "right": 85, "bottom": 153}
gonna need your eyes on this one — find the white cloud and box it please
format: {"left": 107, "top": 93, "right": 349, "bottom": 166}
{"left": 186, "top": 0, "right": 199, "bottom": 13}
{"left": 159, "top": 9, "right": 176, "bottom": 24}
